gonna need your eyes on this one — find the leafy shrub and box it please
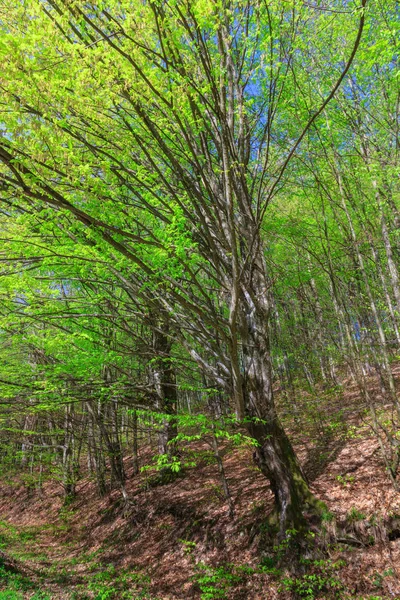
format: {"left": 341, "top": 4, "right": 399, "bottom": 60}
{"left": 0, "top": 592, "right": 23, "bottom": 600}
{"left": 193, "top": 563, "right": 241, "bottom": 600}
{"left": 0, "top": 565, "right": 33, "bottom": 592}
{"left": 30, "top": 592, "right": 52, "bottom": 600}
{"left": 280, "top": 559, "right": 344, "bottom": 599}
{"left": 336, "top": 474, "right": 355, "bottom": 487}
{"left": 347, "top": 507, "right": 366, "bottom": 522}
{"left": 85, "top": 565, "right": 151, "bottom": 600}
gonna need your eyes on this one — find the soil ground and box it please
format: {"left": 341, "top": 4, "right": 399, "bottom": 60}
{"left": 1, "top": 372, "right": 400, "bottom": 599}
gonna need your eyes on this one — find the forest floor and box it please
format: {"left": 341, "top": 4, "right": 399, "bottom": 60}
{"left": 1, "top": 371, "right": 400, "bottom": 599}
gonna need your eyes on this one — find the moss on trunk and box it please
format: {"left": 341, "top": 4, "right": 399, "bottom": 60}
{"left": 247, "top": 416, "right": 327, "bottom": 540}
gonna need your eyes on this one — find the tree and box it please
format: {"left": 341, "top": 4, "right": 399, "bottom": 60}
{"left": 0, "top": 0, "right": 370, "bottom": 534}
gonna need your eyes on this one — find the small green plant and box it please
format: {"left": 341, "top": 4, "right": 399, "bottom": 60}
{"left": 323, "top": 414, "right": 346, "bottom": 436}
{"left": 280, "top": 559, "right": 344, "bottom": 599}
{"left": 372, "top": 568, "right": 394, "bottom": 589}
{"left": 281, "top": 573, "right": 338, "bottom": 600}
{"left": 193, "top": 563, "right": 241, "bottom": 600}
{"left": 336, "top": 474, "right": 355, "bottom": 487}
{"left": 0, "top": 534, "right": 10, "bottom": 550}
{"left": 30, "top": 592, "right": 52, "bottom": 600}
{"left": 234, "top": 564, "right": 255, "bottom": 576}
{"left": 321, "top": 510, "right": 335, "bottom": 523}
{"left": 0, "top": 592, "right": 23, "bottom": 600}
{"left": 0, "top": 565, "right": 34, "bottom": 592}
{"left": 346, "top": 425, "right": 362, "bottom": 440}
{"left": 272, "top": 528, "right": 299, "bottom": 561}
{"left": 84, "top": 565, "right": 151, "bottom": 600}
{"left": 347, "top": 507, "right": 366, "bottom": 522}
{"left": 179, "top": 539, "right": 196, "bottom": 555}
{"left": 258, "top": 555, "right": 281, "bottom": 577}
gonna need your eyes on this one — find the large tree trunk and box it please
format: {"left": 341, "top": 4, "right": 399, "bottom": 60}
{"left": 248, "top": 415, "right": 319, "bottom": 535}
{"left": 242, "top": 328, "right": 321, "bottom": 536}
{"left": 239, "top": 239, "right": 324, "bottom": 538}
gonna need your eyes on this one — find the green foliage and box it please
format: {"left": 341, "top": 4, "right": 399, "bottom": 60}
{"left": 371, "top": 568, "right": 394, "bottom": 589}
{"left": 192, "top": 563, "right": 241, "bottom": 600}
{"left": 346, "top": 426, "right": 363, "bottom": 440}
{"left": 0, "top": 6, "right": 397, "bottom": 600}
{"left": 180, "top": 539, "right": 197, "bottom": 555}
{"left": 347, "top": 507, "right": 367, "bottom": 522}
{"left": 272, "top": 528, "right": 303, "bottom": 561}
{"left": 321, "top": 511, "right": 335, "bottom": 523}
{"left": 281, "top": 572, "right": 342, "bottom": 600}
{"left": 83, "top": 565, "right": 151, "bottom": 600}
{"left": 30, "top": 592, "right": 52, "bottom": 600}
{"left": 258, "top": 555, "right": 282, "bottom": 577}
{"left": 136, "top": 411, "right": 255, "bottom": 448}
{"left": 0, "top": 565, "right": 34, "bottom": 593}
{"left": 141, "top": 453, "right": 186, "bottom": 475}
{"left": 280, "top": 559, "right": 345, "bottom": 599}
{"left": 336, "top": 474, "right": 355, "bottom": 487}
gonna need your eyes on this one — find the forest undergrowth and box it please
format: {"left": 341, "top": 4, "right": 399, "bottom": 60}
{"left": 1, "top": 368, "right": 400, "bottom": 600}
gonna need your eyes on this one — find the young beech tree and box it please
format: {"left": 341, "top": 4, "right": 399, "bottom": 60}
{"left": 0, "top": 0, "right": 368, "bottom": 534}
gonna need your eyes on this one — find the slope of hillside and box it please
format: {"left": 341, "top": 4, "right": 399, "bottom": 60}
{"left": 0, "top": 417, "right": 400, "bottom": 599}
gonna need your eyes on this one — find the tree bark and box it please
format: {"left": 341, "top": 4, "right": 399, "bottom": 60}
{"left": 151, "top": 319, "right": 178, "bottom": 461}
{"left": 131, "top": 409, "right": 140, "bottom": 476}
{"left": 238, "top": 239, "right": 324, "bottom": 537}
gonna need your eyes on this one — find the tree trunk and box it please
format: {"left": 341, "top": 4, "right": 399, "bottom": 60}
{"left": 131, "top": 409, "right": 139, "bottom": 476}
{"left": 211, "top": 430, "right": 235, "bottom": 519}
{"left": 238, "top": 246, "right": 324, "bottom": 537}
{"left": 62, "top": 404, "right": 76, "bottom": 502}
{"left": 151, "top": 320, "right": 178, "bottom": 461}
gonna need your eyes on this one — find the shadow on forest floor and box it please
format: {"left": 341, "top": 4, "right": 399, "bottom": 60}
{"left": 302, "top": 434, "right": 345, "bottom": 482}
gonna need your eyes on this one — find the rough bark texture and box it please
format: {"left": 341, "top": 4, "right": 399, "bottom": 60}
{"left": 238, "top": 236, "right": 325, "bottom": 538}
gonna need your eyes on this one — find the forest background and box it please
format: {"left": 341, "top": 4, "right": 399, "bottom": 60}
{"left": 0, "top": 0, "right": 399, "bottom": 598}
